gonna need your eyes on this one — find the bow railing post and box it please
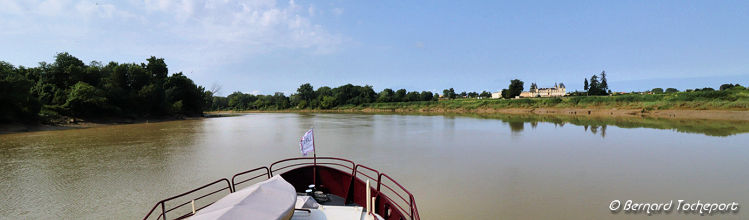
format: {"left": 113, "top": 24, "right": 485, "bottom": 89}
{"left": 161, "top": 202, "right": 166, "bottom": 220}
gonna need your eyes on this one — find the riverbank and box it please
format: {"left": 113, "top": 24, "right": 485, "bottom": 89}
{"left": 5, "top": 97, "right": 748, "bottom": 134}
{"left": 212, "top": 107, "right": 749, "bottom": 121}
{"left": 211, "top": 97, "right": 749, "bottom": 121}
{"left": 0, "top": 116, "right": 210, "bottom": 135}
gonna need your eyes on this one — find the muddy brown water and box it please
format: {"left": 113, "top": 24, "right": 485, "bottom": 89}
{"left": 1, "top": 113, "right": 747, "bottom": 219}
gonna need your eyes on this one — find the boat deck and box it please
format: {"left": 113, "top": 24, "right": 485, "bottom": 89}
{"left": 297, "top": 193, "right": 350, "bottom": 206}
{"left": 293, "top": 194, "right": 382, "bottom": 220}
{"left": 292, "top": 205, "right": 377, "bottom": 220}
{"left": 142, "top": 157, "right": 419, "bottom": 220}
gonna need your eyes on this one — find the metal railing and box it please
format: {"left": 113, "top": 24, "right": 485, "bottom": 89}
{"left": 377, "top": 173, "right": 420, "bottom": 220}
{"left": 352, "top": 163, "right": 419, "bottom": 220}
{"left": 269, "top": 157, "right": 356, "bottom": 176}
{"left": 143, "top": 157, "right": 420, "bottom": 220}
{"left": 231, "top": 166, "right": 270, "bottom": 192}
{"left": 142, "top": 178, "right": 233, "bottom": 220}
{"left": 354, "top": 164, "right": 380, "bottom": 184}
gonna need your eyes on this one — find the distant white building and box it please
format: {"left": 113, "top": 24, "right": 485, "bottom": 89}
{"left": 518, "top": 83, "right": 566, "bottom": 98}
{"left": 491, "top": 92, "right": 502, "bottom": 99}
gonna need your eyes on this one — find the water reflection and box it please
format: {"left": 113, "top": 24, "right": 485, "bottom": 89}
{"left": 508, "top": 121, "right": 524, "bottom": 133}
{"left": 460, "top": 113, "right": 748, "bottom": 137}
{"left": 1, "top": 113, "right": 748, "bottom": 219}
{"left": 342, "top": 112, "right": 747, "bottom": 137}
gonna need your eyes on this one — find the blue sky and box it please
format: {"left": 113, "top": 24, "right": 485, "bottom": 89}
{"left": 1, "top": 0, "right": 748, "bottom": 95}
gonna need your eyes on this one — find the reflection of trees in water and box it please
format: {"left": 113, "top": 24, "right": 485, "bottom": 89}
{"left": 587, "top": 124, "right": 607, "bottom": 137}
{"left": 507, "top": 119, "right": 607, "bottom": 137}
{"left": 375, "top": 112, "right": 749, "bottom": 136}
{"left": 460, "top": 113, "right": 749, "bottom": 137}
{"left": 509, "top": 121, "right": 524, "bottom": 133}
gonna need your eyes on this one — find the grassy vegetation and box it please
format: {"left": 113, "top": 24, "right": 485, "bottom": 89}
{"left": 342, "top": 88, "right": 749, "bottom": 111}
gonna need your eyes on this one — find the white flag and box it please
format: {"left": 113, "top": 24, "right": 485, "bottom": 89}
{"left": 300, "top": 129, "right": 314, "bottom": 156}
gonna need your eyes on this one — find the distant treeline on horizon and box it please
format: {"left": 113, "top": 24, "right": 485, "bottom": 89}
{"left": 210, "top": 84, "right": 496, "bottom": 111}
{"left": 2, "top": 52, "right": 747, "bottom": 123}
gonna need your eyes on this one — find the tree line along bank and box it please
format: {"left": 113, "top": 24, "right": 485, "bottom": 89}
{"left": 1, "top": 53, "right": 208, "bottom": 123}
{"left": 3, "top": 53, "right": 747, "bottom": 123}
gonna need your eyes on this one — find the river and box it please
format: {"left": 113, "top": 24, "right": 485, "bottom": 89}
{"left": 1, "top": 113, "right": 748, "bottom": 219}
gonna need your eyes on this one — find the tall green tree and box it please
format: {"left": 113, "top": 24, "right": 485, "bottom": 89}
{"left": 314, "top": 86, "right": 332, "bottom": 108}
{"left": 202, "top": 90, "right": 214, "bottom": 110}
{"left": 316, "top": 86, "right": 332, "bottom": 97}
{"left": 406, "top": 91, "right": 420, "bottom": 101}
{"left": 419, "top": 91, "right": 434, "bottom": 101}
{"left": 501, "top": 89, "right": 510, "bottom": 99}
{"left": 588, "top": 75, "right": 604, "bottom": 95}
{"left": 228, "top": 92, "right": 255, "bottom": 109}
{"left": 211, "top": 96, "right": 229, "bottom": 110}
{"left": 51, "top": 52, "right": 85, "bottom": 89}
{"left": 467, "top": 92, "right": 478, "bottom": 98}
{"left": 508, "top": 79, "right": 524, "bottom": 98}
{"left": 272, "top": 92, "right": 290, "bottom": 109}
{"left": 584, "top": 78, "right": 589, "bottom": 91}
{"left": 64, "top": 82, "right": 107, "bottom": 117}
{"left": 330, "top": 84, "right": 376, "bottom": 105}
{"left": 395, "top": 89, "right": 407, "bottom": 102}
{"left": 146, "top": 56, "right": 168, "bottom": 80}
{"left": 296, "top": 83, "right": 315, "bottom": 105}
{"left": 359, "top": 85, "right": 376, "bottom": 103}
{"left": 319, "top": 96, "right": 335, "bottom": 109}
{"left": 600, "top": 71, "right": 608, "bottom": 93}
{"left": 377, "top": 88, "right": 394, "bottom": 102}
{"left": 0, "top": 61, "right": 41, "bottom": 122}
{"left": 164, "top": 72, "right": 205, "bottom": 115}
{"left": 441, "top": 88, "right": 456, "bottom": 99}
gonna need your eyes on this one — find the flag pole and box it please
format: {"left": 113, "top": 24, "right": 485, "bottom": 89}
{"left": 312, "top": 128, "right": 317, "bottom": 187}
